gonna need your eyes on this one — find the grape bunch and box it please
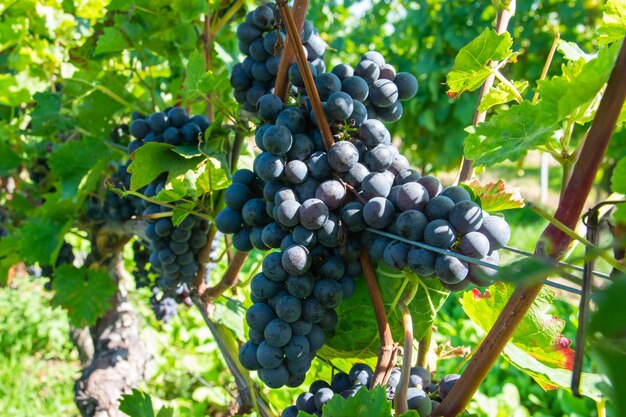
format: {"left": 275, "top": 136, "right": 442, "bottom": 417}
{"left": 126, "top": 106, "right": 212, "bottom": 295}
{"left": 86, "top": 162, "right": 143, "bottom": 223}
{"left": 289, "top": 50, "right": 417, "bottom": 124}
{"left": 281, "top": 363, "right": 460, "bottom": 417}
{"left": 231, "top": 3, "right": 326, "bottom": 112}
{"left": 126, "top": 106, "right": 210, "bottom": 155}
{"left": 40, "top": 241, "right": 76, "bottom": 290}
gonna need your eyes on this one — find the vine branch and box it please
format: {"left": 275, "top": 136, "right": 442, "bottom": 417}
{"left": 274, "top": 0, "right": 310, "bottom": 101}
{"left": 394, "top": 283, "right": 418, "bottom": 414}
{"left": 435, "top": 36, "right": 626, "bottom": 417}
{"left": 457, "top": 1, "right": 516, "bottom": 183}
{"left": 360, "top": 250, "right": 397, "bottom": 387}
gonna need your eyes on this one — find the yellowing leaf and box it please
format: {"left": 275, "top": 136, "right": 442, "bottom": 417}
{"left": 466, "top": 179, "right": 524, "bottom": 211}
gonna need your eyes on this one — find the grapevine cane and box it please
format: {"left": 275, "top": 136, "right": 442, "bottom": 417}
{"left": 395, "top": 283, "right": 419, "bottom": 414}
{"left": 277, "top": 0, "right": 398, "bottom": 386}
{"left": 274, "top": 0, "right": 310, "bottom": 101}
{"left": 457, "top": 1, "right": 516, "bottom": 183}
{"left": 435, "top": 37, "right": 626, "bottom": 417}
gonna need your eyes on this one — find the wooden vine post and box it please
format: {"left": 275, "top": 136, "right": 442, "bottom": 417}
{"left": 276, "top": 0, "right": 397, "bottom": 387}
{"left": 435, "top": 37, "right": 626, "bottom": 417}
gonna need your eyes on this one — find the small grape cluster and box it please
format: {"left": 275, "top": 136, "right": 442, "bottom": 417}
{"left": 289, "top": 50, "right": 417, "bottom": 124}
{"left": 281, "top": 363, "right": 460, "bottom": 417}
{"left": 40, "top": 241, "right": 75, "bottom": 290}
{"left": 126, "top": 107, "right": 212, "bottom": 295}
{"left": 126, "top": 106, "right": 210, "bottom": 155}
{"left": 231, "top": 3, "right": 326, "bottom": 112}
{"left": 86, "top": 162, "right": 143, "bottom": 223}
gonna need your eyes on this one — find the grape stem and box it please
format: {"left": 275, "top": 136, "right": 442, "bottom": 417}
{"left": 434, "top": 37, "right": 626, "bottom": 417}
{"left": 276, "top": 0, "right": 334, "bottom": 150}
{"left": 274, "top": 0, "right": 310, "bottom": 101}
{"left": 360, "top": 250, "right": 399, "bottom": 388}
{"left": 457, "top": 1, "right": 516, "bottom": 183}
{"left": 193, "top": 298, "right": 274, "bottom": 417}
{"left": 202, "top": 250, "right": 248, "bottom": 302}
{"left": 416, "top": 326, "right": 432, "bottom": 368}
{"left": 394, "top": 282, "right": 418, "bottom": 415}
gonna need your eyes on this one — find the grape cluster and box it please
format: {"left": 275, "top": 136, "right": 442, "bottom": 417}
{"left": 231, "top": 3, "right": 326, "bottom": 112}
{"left": 86, "top": 162, "right": 143, "bottom": 223}
{"left": 126, "top": 106, "right": 212, "bottom": 295}
{"left": 281, "top": 363, "right": 460, "bottom": 417}
{"left": 126, "top": 106, "right": 210, "bottom": 155}
{"left": 358, "top": 179, "right": 510, "bottom": 291}
{"left": 40, "top": 241, "right": 76, "bottom": 290}
{"left": 289, "top": 50, "right": 417, "bottom": 124}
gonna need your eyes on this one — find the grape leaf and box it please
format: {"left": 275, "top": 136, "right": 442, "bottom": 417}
{"left": 502, "top": 343, "right": 607, "bottom": 402}
{"left": 466, "top": 179, "right": 524, "bottom": 211}
{"left": 477, "top": 80, "right": 528, "bottom": 112}
{"left": 172, "top": 0, "right": 207, "bottom": 22}
{"left": 94, "top": 27, "right": 130, "bottom": 56}
{"left": 195, "top": 156, "right": 231, "bottom": 195}
{"left": 120, "top": 389, "right": 155, "bottom": 417}
{"left": 589, "top": 275, "right": 626, "bottom": 412}
{"left": 324, "top": 269, "right": 448, "bottom": 359}
{"left": 464, "top": 101, "right": 560, "bottom": 167}
{"left": 48, "top": 136, "right": 114, "bottom": 202}
{"left": 128, "top": 142, "right": 204, "bottom": 191}
{"left": 212, "top": 298, "right": 246, "bottom": 341}
{"left": 19, "top": 217, "right": 72, "bottom": 265}
{"left": 52, "top": 265, "right": 117, "bottom": 327}
{"left": 597, "top": 0, "right": 626, "bottom": 44}
{"left": 316, "top": 386, "right": 393, "bottom": 417}
{"left": 462, "top": 281, "right": 577, "bottom": 379}
{"left": 29, "top": 92, "right": 73, "bottom": 135}
{"left": 446, "top": 29, "right": 515, "bottom": 98}
{"left": 184, "top": 51, "right": 213, "bottom": 102}
{"left": 557, "top": 40, "right": 593, "bottom": 62}
{"left": 538, "top": 43, "right": 619, "bottom": 125}
{"left": 0, "top": 73, "right": 31, "bottom": 106}
{"left": 611, "top": 157, "right": 626, "bottom": 194}
{"left": 0, "top": 142, "right": 21, "bottom": 175}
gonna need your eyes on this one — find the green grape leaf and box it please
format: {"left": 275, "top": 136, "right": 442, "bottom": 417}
{"left": 477, "top": 80, "right": 528, "bottom": 112}
{"left": 94, "top": 27, "right": 130, "bottom": 56}
{"left": 29, "top": 92, "right": 73, "bottom": 135}
{"left": 19, "top": 217, "right": 72, "bottom": 265}
{"left": 538, "top": 44, "right": 619, "bottom": 125}
{"left": 48, "top": 136, "right": 114, "bottom": 202}
{"left": 464, "top": 101, "right": 559, "bottom": 167}
{"left": 171, "top": 202, "right": 197, "bottom": 226}
{"left": 557, "top": 40, "right": 593, "bottom": 62}
{"left": 502, "top": 343, "right": 607, "bottom": 401}
{"left": 324, "top": 270, "right": 448, "bottom": 358}
{"left": 462, "top": 281, "right": 579, "bottom": 382}
{"left": 128, "top": 142, "right": 204, "bottom": 191}
{"left": 0, "top": 73, "right": 31, "bottom": 106}
{"left": 184, "top": 51, "right": 213, "bottom": 102}
{"left": 195, "top": 156, "right": 231, "bottom": 195}
{"left": 0, "top": 142, "right": 21, "bottom": 175}
{"left": 172, "top": 0, "right": 207, "bottom": 21}
{"left": 466, "top": 179, "right": 525, "bottom": 211}
{"left": 597, "top": 0, "right": 626, "bottom": 44}
{"left": 320, "top": 386, "right": 393, "bottom": 417}
{"left": 589, "top": 275, "right": 626, "bottom": 411}
{"left": 212, "top": 298, "right": 246, "bottom": 340}
{"left": 0, "top": 233, "right": 22, "bottom": 286}
{"left": 446, "top": 29, "right": 515, "bottom": 98}
{"left": 52, "top": 265, "right": 117, "bottom": 327}
{"left": 611, "top": 157, "right": 626, "bottom": 194}
{"left": 120, "top": 389, "right": 174, "bottom": 417}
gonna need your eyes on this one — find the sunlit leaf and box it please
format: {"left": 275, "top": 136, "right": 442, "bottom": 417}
{"left": 466, "top": 179, "right": 524, "bottom": 211}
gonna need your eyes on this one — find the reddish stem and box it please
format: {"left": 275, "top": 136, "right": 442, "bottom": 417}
{"left": 274, "top": 0, "right": 310, "bottom": 101}
{"left": 435, "top": 37, "right": 626, "bottom": 417}
{"left": 202, "top": 250, "right": 249, "bottom": 302}
{"left": 457, "top": 2, "right": 516, "bottom": 183}
{"left": 360, "top": 250, "right": 397, "bottom": 387}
